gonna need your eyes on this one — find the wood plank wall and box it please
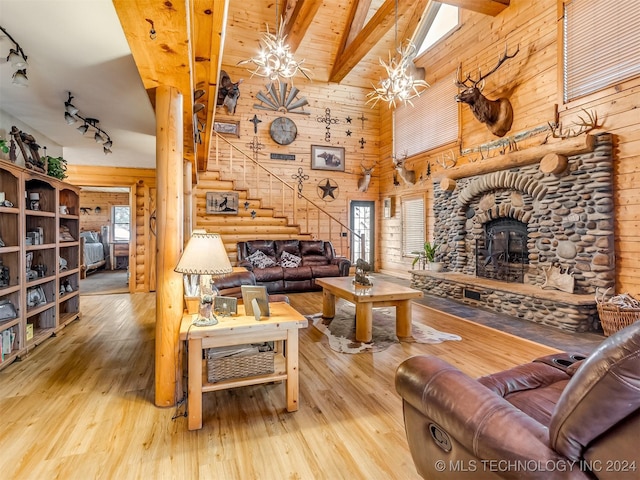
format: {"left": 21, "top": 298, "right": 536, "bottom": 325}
{"left": 208, "top": 65, "right": 382, "bottom": 258}
{"left": 79, "top": 191, "right": 129, "bottom": 233}
{"left": 376, "top": 0, "right": 640, "bottom": 296}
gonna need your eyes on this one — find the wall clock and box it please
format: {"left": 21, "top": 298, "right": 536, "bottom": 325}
{"left": 270, "top": 117, "right": 298, "bottom": 145}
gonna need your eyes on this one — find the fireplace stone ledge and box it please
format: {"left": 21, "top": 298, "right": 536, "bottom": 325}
{"left": 410, "top": 270, "right": 599, "bottom": 333}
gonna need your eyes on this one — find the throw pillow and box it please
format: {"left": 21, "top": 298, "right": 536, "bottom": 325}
{"left": 246, "top": 250, "right": 277, "bottom": 269}
{"left": 279, "top": 251, "right": 302, "bottom": 268}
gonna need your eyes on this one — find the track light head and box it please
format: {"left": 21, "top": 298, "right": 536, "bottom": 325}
{"left": 7, "top": 48, "right": 28, "bottom": 68}
{"left": 77, "top": 123, "right": 89, "bottom": 135}
{"left": 64, "top": 112, "right": 77, "bottom": 125}
{"left": 11, "top": 69, "right": 28, "bottom": 86}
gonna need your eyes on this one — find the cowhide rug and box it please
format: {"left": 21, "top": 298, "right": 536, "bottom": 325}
{"left": 308, "top": 304, "right": 461, "bottom": 354}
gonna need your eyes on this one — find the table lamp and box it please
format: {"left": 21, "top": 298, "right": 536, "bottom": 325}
{"left": 175, "top": 230, "right": 233, "bottom": 326}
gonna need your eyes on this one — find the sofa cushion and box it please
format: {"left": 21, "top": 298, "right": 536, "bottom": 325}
{"left": 247, "top": 240, "right": 276, "bottom": 258}
{"left": 275, "top": 239, "right": 300, "bottom": 258}
{"left": 302, "top": 255, "right": 329, "bottom": 266}
{"left": 283, "top": 265, "right": 312, "bottom": 280}
{"left": 280, "top": 251, "right": 302, "bottom": 268}
{"left": 300, "top": 240, "right": 325, "bottom": 256}
{"left": 310, "top": 264, "right": 340, "bottom": 277}
{"left": 246, "top": 250, "right": 277, "bottom": 269}
{"left": 252, "top": 266, "right": 284, "bottom": 282}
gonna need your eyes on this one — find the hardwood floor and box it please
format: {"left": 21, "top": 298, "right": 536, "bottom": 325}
{"left": 1, "top": 290, "right": 576, "bottom": 479}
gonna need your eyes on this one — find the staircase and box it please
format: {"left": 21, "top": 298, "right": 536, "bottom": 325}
{"left": 195, "top": 133, "right": 358, "bottom": 265}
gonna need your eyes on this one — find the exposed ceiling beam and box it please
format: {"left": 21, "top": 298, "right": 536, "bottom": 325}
{"left": 342, "top": 0, "right": 373, "bottom": 51}
{"left": 441, "top": 0, "right": 510, "bottom": 16}
{"left": 330, "top": 0, "right": 431, "bottom": 84}
{"left": 282, "top": 0, "right": 324, "bottom": 52}
{"left": 113, "top": 0, "right": 204, "bottom": 169}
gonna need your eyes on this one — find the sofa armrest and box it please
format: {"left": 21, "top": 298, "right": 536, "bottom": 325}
{"left": 396, "top": 356, "right": 587, "bottom": 479}
{"left": 237, "top": 260, "right": 254, "bottom": 271}
{"left": 331, "top": 256, "right": 351, "bottom": 276}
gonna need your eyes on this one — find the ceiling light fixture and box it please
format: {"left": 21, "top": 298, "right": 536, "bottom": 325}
{"left": 1, "top": 25, "right": 29, "bottom": 86}
{"left": 367, "top": 0, "right": 429, "bottom": 108}
{"left": 63, "top": 92, "right": 113, "bottom": 155}
{"left": 238, "top": 1, "right": 310, "bottom": 83}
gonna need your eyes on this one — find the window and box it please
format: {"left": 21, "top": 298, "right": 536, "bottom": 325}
{"left": 417, "top": 3, "right": 459, "bottom": 56}
{"left": 563, "top": 0, "right": 640, "bottom": 103}
{"left": 112, "top": 205, "right": 130, "bottom": 242}
{"left": 402, "top": 196, "right": 425, "bottom": 257}
{"left": 394, "top": 76, "right": 458, "bottom": 157}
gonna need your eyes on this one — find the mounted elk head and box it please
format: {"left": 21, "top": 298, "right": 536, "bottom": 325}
{"left": 357, "top": 162, "right": 376, "bottom": 192}
{"left": 455, "top": 44, "right": 519, "bottom": 137}
{"left": 393, "top": 154, "right": 416, "bottom": 185}
{"left": 217, "top": 70, "right": 243, "bottom": 115}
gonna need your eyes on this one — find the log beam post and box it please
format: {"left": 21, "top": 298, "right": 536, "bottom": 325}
{"left": 155, "top": 85, "right": 184, "bottom": 407}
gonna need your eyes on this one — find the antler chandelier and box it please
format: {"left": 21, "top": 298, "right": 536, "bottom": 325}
{"left": 238, "top": 3, "right": 310, "bottom": 83}
{"left": 367, "top": 0, "right": 429, "bottom": 108}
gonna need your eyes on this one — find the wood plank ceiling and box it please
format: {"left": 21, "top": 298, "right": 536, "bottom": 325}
{"left": 113, "top": 0, "right": 508, "bottom": 174}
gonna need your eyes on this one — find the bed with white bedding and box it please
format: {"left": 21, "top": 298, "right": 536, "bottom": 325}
{"left": 80, "top": 231, "right": 108, "bottom": 278}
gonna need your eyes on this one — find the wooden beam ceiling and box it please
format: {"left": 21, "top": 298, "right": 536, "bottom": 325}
{"left": 441, "top": 0, "right": 510, "bottom": 16}
{"left": 330, "top": 0, "right": 431, "bottom": 84}
{"left": 282, "top": 0, "right": 324, "bottom": 52}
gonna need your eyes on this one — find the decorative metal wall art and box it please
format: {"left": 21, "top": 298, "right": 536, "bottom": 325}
{"left": 250, "top": 114, "right": 262, "bottom": 133}
{"left": 317, "top": 178, "right": 339, "bottom": 201}
{"left": 316, "top": 108, "right": 339, "bottom": 142}
{"left": 253, "top": 82, "right": 310, "bottom": 115}
{"left": 291, "top": 168, "right": 309, "bottom": 197}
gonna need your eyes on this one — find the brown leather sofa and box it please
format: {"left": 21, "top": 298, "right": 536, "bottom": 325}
{"left": 235, "top": 239, "right": 351, "bottom": 293}
{"left": 395, "top": 321, "right": 640, "bottom": 480}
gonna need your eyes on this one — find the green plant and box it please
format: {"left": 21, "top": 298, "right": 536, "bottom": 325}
{"left": 411, "top": 241, "right": 440, "bottom": 268}
{"left": 0, "top": 139, "right": 9, "bottom": 154}
{"left": 45, "top": 156, "right": 68, "bottom": 180}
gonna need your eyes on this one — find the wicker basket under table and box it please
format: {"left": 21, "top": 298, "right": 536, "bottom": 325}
{"left": 597, "top": 303, "right": 640, "bottom": 337}
{"left": 206, "top": 345, "right": 274, "bottom": 383}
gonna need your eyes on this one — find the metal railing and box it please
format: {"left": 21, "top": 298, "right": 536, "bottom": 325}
{"left": 210, "top": 132, "right": 362, "bottom": 259}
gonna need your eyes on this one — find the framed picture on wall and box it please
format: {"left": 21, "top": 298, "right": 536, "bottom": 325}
{"left": 311, "top": 145, "right": 345, "bottom": 171}
{"left": 206, "top": 191, "right": 239, "bottom": 214}
{"left": 213, "top": 120, "right": 240, "bottom": 137}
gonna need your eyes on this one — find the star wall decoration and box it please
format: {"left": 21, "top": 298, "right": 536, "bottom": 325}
{"left": 318, "top": 178, "right": 339, "bottom": 201}
{"left": 346, "top": 130, "right": 352, "bottom": 137}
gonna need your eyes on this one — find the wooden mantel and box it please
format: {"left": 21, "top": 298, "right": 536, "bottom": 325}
{"left": 435, "top": 134, "right": 596, "bottom": 191}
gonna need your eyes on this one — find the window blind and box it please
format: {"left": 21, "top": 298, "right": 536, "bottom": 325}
{"left": 402, "top": 197, "right": 425, "bottom": 256}
{"left": 394, "top": 77, "right": 458, "bottom": 157}
{"left": 564, "top": 0, "right": 640, "bottom": 102}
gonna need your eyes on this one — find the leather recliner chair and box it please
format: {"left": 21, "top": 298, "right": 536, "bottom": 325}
{"left": 395, "top": 321, "right": 640, "bottom": 480}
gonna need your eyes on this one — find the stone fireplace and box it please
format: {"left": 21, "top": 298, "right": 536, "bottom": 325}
{"left": 411, "top": 133, "right": 614, "bottom": 332}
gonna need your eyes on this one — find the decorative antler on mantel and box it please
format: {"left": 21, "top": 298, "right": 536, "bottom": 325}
{"left": 544, "top": 109, "right": 601, "bottom": 142}
{"left": 435, "top": 134, "right": 596, "bottom": 190}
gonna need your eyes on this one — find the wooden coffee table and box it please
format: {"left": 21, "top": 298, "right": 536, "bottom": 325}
{"left": 315, "top": 277, "right": 423, "bottom": 343}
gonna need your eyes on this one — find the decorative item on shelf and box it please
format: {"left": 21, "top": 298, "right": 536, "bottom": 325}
{"left": 44, "top": 155, "right": 68, "bottom": 180}
{"left": 63, "top": 92, "right": 113, "bottom": 154}
{"left": 26, "top": 286, "right": 47, "bottom": 308}
{"left": 59, "top": 225, "right": 75, "bottom": 241}
{"left": 238, "top": 1, "right": 310, "bottom": 83}
{"left": 0, "top": 299, "right": 17, "bottom": 322}
{"left": 353, "top": 258, "right": 373, "bottom": 287}
{"left": 10, "top": 126, "right": 45, "bottom": 172}
{"left": 0, "top": 26, "right": 29, "bottom": 87}
{"left": 174, "top": 230, "right": 233, "bottom": 326}
{"left": 366, "top": 0, "right": 429, "bottom": 108}
{"left": 59, "top": 256, "right": 68, "bottom": 272}
{"left": 28, "top": 192, "right": 40, "bottom": 211}
{"left": 0, "top": 260, "right": 10, "bottom": 288}
{"left": 59, "top": 205, "right": 68, "bottom": 215}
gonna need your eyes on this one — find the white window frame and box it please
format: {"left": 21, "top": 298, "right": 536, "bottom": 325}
{"left": 402, "top": 195, "right": 425, "bottom": 258}
{"left": 562, "top": 0, "right": 640, "bottom": 103}
{"left": 112, "top": 205, "right": 131, "bottom": 242}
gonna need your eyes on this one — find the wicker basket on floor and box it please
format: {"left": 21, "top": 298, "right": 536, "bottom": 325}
{"left": 597, "top": 303, "right": 640, "bottom": 337}
{"left": 206, "top": 344, "right": 274, "bottom": 383}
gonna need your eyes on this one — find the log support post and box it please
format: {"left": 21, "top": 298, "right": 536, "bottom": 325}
{"left": 155, "top": 85, "right": 184, "bottom": 407}
{"left": 184, "top": 160, "right": 193, "bottom": 240}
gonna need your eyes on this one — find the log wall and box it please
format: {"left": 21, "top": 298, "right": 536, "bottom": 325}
{"left": 79, "top": 191, "right": 129, "bottom": 233}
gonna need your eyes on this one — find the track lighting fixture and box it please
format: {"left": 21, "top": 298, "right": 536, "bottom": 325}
{"left": 1, "top": 26, "right": 29, "bottom": 86}
{"left": 63, "top": 92, "right": 113, "bottom": 154}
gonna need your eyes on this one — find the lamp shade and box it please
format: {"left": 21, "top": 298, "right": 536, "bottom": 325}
{"left": 175, "top": 230, "right": 233, "bottom": 275}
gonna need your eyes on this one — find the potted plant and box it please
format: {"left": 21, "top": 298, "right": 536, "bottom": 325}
{"left": 0, "top": 138, "right": 9, "bottom": 160}
{"left": 412, "top": 241, "right": 443, "bottom": 271}
{"left": 44, "top": 156, "right": 68, "bottom": 180}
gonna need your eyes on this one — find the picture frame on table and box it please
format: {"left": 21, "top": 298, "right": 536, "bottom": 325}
{"left": 311, "top": 145, "right": 345, "bottom": 171}
{"left": 214, "top": 296, "right": 238, "bottom": 316}
{"left": 241, "top": 285, "right": 270, "bottom": 320}
{"left": 213, "top": 120, "right": 240, "bottom": 137}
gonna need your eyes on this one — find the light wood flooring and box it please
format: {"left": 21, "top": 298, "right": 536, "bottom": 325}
{"left": 0, "top": 288, "right": 595, "bottom": 479}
